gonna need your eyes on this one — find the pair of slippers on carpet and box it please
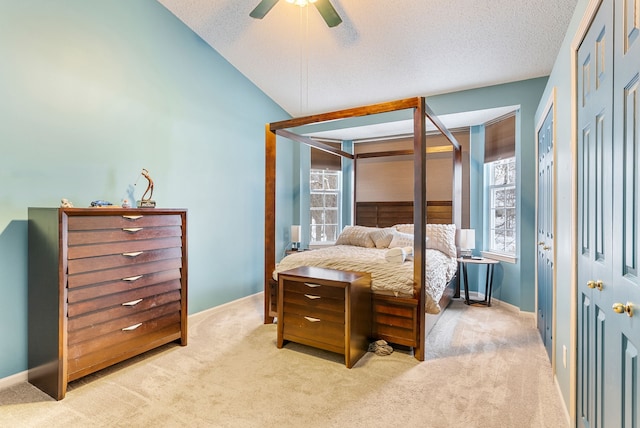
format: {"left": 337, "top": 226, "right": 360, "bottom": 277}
{"left": 368, "top": 339, "right": 393, "bottom": 356}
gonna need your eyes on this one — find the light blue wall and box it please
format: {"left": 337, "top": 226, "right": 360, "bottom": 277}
{"left": 0, "top": 0, "right": 289, "bottom": 380}
{"left": 535, "top": 0, "right": 591, "bottom": 413}
{"left": 427, "top": 78, "right": 548, "bottom": 312}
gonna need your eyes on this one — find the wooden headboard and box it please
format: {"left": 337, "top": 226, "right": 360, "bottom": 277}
{"left": 355, "top": 201, "right": 453, "bottom": 228}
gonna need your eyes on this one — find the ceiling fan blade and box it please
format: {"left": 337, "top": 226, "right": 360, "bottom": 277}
{"left": 313, "top": 0, "right": 342, "bottom": 27}
{"left": 250, "top": 0, "right": 280, "bottom": 19}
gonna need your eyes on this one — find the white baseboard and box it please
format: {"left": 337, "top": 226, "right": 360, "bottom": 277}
{"left": 0, "top": 370, "right": 28, "bottom": 390}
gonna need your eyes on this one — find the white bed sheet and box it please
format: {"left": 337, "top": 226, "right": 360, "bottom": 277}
{"left": 273, "top": 245, "right": 457, "bottom": 314}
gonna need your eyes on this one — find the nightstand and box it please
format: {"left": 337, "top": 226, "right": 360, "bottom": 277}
{"left": 457, "top": 257, "right": 500, "bottom": 306}
{"left": 277, "top": 266, "right": 371, "bottom": 368}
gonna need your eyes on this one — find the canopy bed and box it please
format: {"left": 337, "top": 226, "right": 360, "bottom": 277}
{"left": 264, "top": 97, "right": 463, "bottom": 361}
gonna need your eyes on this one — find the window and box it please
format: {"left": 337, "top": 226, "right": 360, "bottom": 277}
{"left": 488, "top": 157, "right": 516, "bottom": 255}
{"left": 310, "top": 169, "right": 340, "bottom": 243}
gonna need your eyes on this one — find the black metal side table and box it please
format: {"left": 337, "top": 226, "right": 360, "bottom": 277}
{"left": 457, "top": 257, "right": 500, "bottom": 306}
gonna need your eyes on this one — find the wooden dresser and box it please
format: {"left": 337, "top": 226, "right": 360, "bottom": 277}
{"left": 28, "top": 207, "right": 188, "bottom": 400}
{"left": 277, "top": 266, "right": 371, "bottom": 368}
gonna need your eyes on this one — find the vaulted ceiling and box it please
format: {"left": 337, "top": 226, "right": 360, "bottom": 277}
{"left": 158, "top": 0, "right": 577, "bottom": 131}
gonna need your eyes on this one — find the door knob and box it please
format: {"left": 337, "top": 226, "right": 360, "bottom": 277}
{"left": 543, "top": 246, "right": 551, "bottom": 250}
{"left": 587, "top": 280, "right": 596, "bottom": 289}
{"left": 612, "top": 302, "right": 633, "bottom": 317}
{"left": 595, "top": 280, "right": 603, "bottom": 291}
{"left": 538, "top": 241, "right": 545, "bottom": 246}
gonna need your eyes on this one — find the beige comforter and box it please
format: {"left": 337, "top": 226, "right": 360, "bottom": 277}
{"left": 273, "top": 245, "right": 457, "bottom": 314}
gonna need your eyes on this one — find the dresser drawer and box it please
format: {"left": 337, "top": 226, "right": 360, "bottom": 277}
{"left": 68, "top": 289, "right": 182, "bottom": 331}
{"left": 68, "top": 226, "right": 182, "bottom": 247}
{"left": 68, "top": 237, "right": 183, "bottom": 260}
{"left": 281, "top": 312, "right": 344, "bottom": 350}
{"left": 282, "top": 278, "right": 346, "bottom": 300}
{"left": 68, "top": 300, "right": 182, "bottom": 345}
{"left": 68, "top": 258, "right": 182, "bottom": 289}
{"left": 282, "top": 293, "right": 345, "bottom": 320}
{"left": 67, "top": 315, "right": 182, "bottom": 380}
{"left": 68, "top": 311, "right": 181, "bottom": 360}
{"left": 68, "top": 275, "right": 182, "bottom": 316}
{"left": 68, "top": 247, "right": 183, "bottom": 275}
{"left": 68, "top": 214, "right": 182, "bottom": 230}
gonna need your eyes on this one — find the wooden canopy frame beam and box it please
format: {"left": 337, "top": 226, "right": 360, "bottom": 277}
{"left": 264, "top": 96, "right": 462, "bottom": 361}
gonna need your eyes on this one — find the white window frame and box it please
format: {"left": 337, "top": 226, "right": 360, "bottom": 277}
{"left": 309, "top": 169, "right": 341, "bottom": 244}
{"left": 486, "top": 157, "right": 517, "bottom": 258}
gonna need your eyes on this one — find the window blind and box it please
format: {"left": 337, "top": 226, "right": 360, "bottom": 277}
{"left": 311, "top": 142, "right": 342, "bottom": 171}
{"left": 484, "top": 114, "right": 515, "bottom": 163}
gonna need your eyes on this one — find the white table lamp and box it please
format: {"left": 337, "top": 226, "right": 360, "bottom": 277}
{"left": 458, "top": 229, "right": 475, "bottom": 258}
{"left": 291, "top": 225, "right": 301, "bottom": 251}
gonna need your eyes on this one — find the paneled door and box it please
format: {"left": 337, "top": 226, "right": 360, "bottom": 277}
{"left": 612, "top": 0, "right": 640, "bottom": 423}
{"left": 576, "top": 0, "right": 615, "bottom": 426}
{"left": 537, "top": 103, "right": 554, "bottom": 361}
{"left": 578, "top": 0, "right": 640, "bottom": 426}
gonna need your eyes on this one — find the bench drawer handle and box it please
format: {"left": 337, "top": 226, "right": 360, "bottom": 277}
{"left": 304, "top": 294, "right": 321, "bottom": 300}
{"left": 122, "top": 299, "right": 143, "bottom": 306}
{"left": 123, "top": 227, "right": 143, "bottom": 233}
{"left": 304, "top": 282, "right": 322, "bottom": 288}
{"left": 123, "top": 215, "right": 143, "bottom": 220}
{"left": 122, "top": 275, "right": 143, "bottom": 282}
{"left": 122, "top": 323, "right": 142, "bottom": 331}
{"left": 304, "top": 316, "right": 321, "bottom": 323}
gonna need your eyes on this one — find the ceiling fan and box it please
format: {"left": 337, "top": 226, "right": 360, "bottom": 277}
{"left": 250, "top": 0, "right": 343, "bottom": 28}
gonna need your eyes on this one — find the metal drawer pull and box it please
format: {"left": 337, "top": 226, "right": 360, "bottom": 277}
{"left": 122, "top": 323, "right": 142, "bottom": 331}
{"left": 304, "top": 316, "right": 321, "bottom": 323}
{"left": 122, "top": 275, "right": 143, "bottom": 282}
{"left": 122, "top": 227, "right": 143, "bottom": 233}
{"left": 304, "top": 282, "right": 322, "bottom": 288}
{"left": 122, "top": 251, "right": 144, "bottom": 257}
{"left": 123, "top": 215, "right": 143, "bottom": 220}
{"left": 304, "top": 294, "right": 321, "bottom": 300}
{"left": 122, "top": 299, "right": 143, "bottom": 306}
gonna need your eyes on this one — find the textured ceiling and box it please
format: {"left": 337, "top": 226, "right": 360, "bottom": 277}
{"left": 157, "top": 0, "right": 577, "bottom": 122}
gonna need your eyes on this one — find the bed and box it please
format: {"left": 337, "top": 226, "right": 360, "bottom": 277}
{"left": 276, "top": 223, "right": 457, "bottom": 299}
{"left": 264, "top": 97, "right": 463, "bottom": 361}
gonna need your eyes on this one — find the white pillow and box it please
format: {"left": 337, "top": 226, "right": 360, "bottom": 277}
{"left": 369, "top": 227, "right": 395, "bottom": 249}
{"left": 389, "top": 231, "right": 414, "bottom": 248}
{"left": 389, "top": 231, "right": 429, "bottom": 250}
{"left": 385, "top": 247, "right": 415, "bottom": 263}
{"left": 392, "top": 224, "right": 456, "bottom": 258}
{"left": 425, "top": 224, "right": 457, "bottom": 258}
{"left": 393, "top": 224, "right": 414, "bottom": 234}
{"left": 385, "top": 247, "right": 407, "bottom": 264}
{"left": 335, "top": 225, "right": 376, "bottom": 248}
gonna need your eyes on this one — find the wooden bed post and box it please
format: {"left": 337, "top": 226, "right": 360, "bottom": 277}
{"left": 452, "top": 145, "right": 463, "bottom": 297}
{"left": 452, "top": 146, "right": 462, "bottom": 228}
{"left": 413, "top": 97, "right": 427, "bottom": 361}
{"left": 264, "top": 124, "right": 276, "bottom": 324}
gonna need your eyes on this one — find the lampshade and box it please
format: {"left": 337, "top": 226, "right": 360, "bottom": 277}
{"left": 291, "top": 225, "right": 301, "bottom": 243}
{"left": 457, "top": 229, "right": 476, "bottom": 250}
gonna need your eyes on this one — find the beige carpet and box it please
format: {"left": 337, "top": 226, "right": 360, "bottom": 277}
{"left": 0, "top": 293, "right": 568, "bottom": 428}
